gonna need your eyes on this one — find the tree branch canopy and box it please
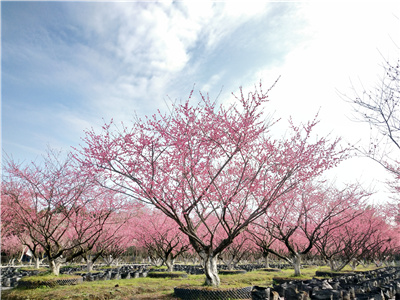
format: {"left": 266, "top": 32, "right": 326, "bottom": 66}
{"left": 77, "top": 81, "right": 347, "bottom": 285}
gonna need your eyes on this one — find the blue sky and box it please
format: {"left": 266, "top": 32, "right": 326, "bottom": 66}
{"left": 2, "top": 1, "right": 399, "bottom": 202}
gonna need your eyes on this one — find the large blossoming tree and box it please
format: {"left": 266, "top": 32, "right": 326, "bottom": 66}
{"left": 78, "top": 82, "right": 347, "bottom": 286}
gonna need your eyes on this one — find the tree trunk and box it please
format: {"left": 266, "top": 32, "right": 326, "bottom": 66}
{"left": 383, "top": 260, "right": 394, "bottom": 267}
{"left": 264, "top": 252, "right": 270, "bottom": 268}
{"left": 87, "top": 260, "right": 94, "bottom": 272}
{"left": 350, "top": 259, "right": 358, "bottom": 271}
{"left": 202, "top": 254, "right": 220, "bottom": 286}
{"left": 105, "top": 255, "right": 114, "bottom": 266}
{"left": 374, "top": 260, "right": 383, "bottom": 267}
{"left": 165, "top": 259, "right": 174, "bottom": 272}
{"left": 9, "top": 258, "right": 15, "bottom": 266}
{"left": 292, "top": 253, "right": 301, "bottom": 276}
{"left": 49, "top": 260, "right": 61, "bottom": 276}
{"left": 223, "top": 258, "right": 233, "bottom": 270}
{"left": 328, "top": 259, "right": 336, "bottom": 271}
{"left": 359, "top": 260, "right": 369, "bottom": 268}
{"left": 19, "top": 246, "right": 26, "bottom": 264}
{"left": 330, "top": 259, "right": 347, "bottom": 272}
{"left": 34, "top": 256, "right": 41, "bottom": 269}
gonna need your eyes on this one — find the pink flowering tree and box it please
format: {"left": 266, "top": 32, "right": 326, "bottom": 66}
{"left": 247, "top": 223, "right": 278, "bottom": 268}
{"left": 1, "top": 233, "right": 25, "bottom": 265}
{"left": 78, "top": 211, "right": 134, "bottom": 271}
{"left": 251, "top": 182, "right": 368, "bottom": 276}
{"left": 1, "top": 182, "right": 47, "bottom": 268}
{"left": 2, "top": 150, "right": 129, "bottom": 275}
{"left": 98, "top": 228, "right": 133, "bottom": 267}
{"left": 78, "top": 82, "right": 347, "bottom": 286}
{"left": 1, "top": 191, "right": 25, "bottom": 265}
{"left": 315, "top": 206, "right": 395, "bottom": 271}
{"left": 220, "top": 230, "right": 254, "bottom": 270}
{"left": 133, "top": 208, "right": 190, "bottom": 271}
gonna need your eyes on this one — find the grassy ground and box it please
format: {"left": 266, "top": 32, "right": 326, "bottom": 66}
{"left": 16, "top": 267, "right": 48, "bottom": 273}
{"left": 1, "top": 265, "right": 380, "bottom": 300}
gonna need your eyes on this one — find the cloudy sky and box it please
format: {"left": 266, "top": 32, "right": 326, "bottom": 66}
{"left": 2, "top": 1, "right": 399, "bottom": 202}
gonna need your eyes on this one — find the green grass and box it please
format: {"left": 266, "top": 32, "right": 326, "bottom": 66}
{"left": 277, "top": 267, "right": 322, "bottom": 278}
{"left": 149, "top": 265, "right": 168, "bottom": 270}
{"left": 147, "top": 271, "right": 188, "bottom": 278}
{"left": 16, "top": 266, "right": 48, "bottom": 273}
{"left": 18, "top": 272, "right": 81, "bottom": 282}
{"left": 2, "top": 265, "right": 381, "bottom": 300}
{"left": 4, "top": 276, "right": 200, "bottom": 300}
{"left": 314, "top": 264, "right": 380, "bottom": 274}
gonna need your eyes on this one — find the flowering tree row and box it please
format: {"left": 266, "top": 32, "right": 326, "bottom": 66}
{"left": 76, "top": 81, "right": 349, "bottom": 286}
{"left": 75, "top": 81, "right": 399, "bottom": 285}
{"left": 1, "top": 150, "right": 134, "bottom": 275}
{"left": 131, "top": 184, "right": 399, "bottom": 274}
{"left": 2, "top": 161, "right": 399, "bottom": 273}
{"left": 3, "top": 181, "right": 396, "bottom": 274}
{"left": 2, "top": 81, "right": 399, "bottom": 285}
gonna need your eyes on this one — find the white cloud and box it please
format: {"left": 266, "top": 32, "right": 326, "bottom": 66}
{"left": 250, "top": 2, "right": 400, "bottom": 203}
{"left": 200, "top": 72, "right": 225, "bottom": 94}
{"left": 224, "top": 1, "right": 269, "bottom": 17}
{"left": 68, "top": 2, "right": 279, "bottom": 121}
{"left": 4, "top": 0, "right": 398, "bottom": 197}
{"left": 94, "top": 3, "right": 211, "bottom": 73}
{"left": 247, "top": 2, "right": 399, "bottom": 125}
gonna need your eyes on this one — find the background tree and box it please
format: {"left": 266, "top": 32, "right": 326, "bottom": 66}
{"left": 79, "top": 211, "right": 134, "bottom": 271}
{"left": 315, "top": 207, "right": 382, "bottom": 271}
{"left": 78, "top": 82, "right": 347, "bottom": 286}
{"left": 350, "top": 59, "right": 400, "bottom": 173}
{"left": 219, "top": 229, "right": 253, "bottom": 270}
{"left": 2, "top": 150, "right": 129, "bottom": 275}
{"left": 248, "top": 223, "right": 279, "bottom": 269}
{"left": 0, "top": 232, "right": 26, "bottom": 266}
{"left": 251, "top": 182, "right": 367, "bottom": 276}
{"left": 99, "top": 235, "right": 132, "bottom": 267}
{"left": 364, "top": 204, "right": 400, "bottom": 267}
{"left": 1, "top": 191, "right": 27, "bottom": 265}
{"left": 133, "top": 208, "right": 190, "bottom": 272}
{"left": 349, "top": 58, "right": 400, "bottom": 222}
{"left": 2, "top": 180, "right": 48, "bottom": 268}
